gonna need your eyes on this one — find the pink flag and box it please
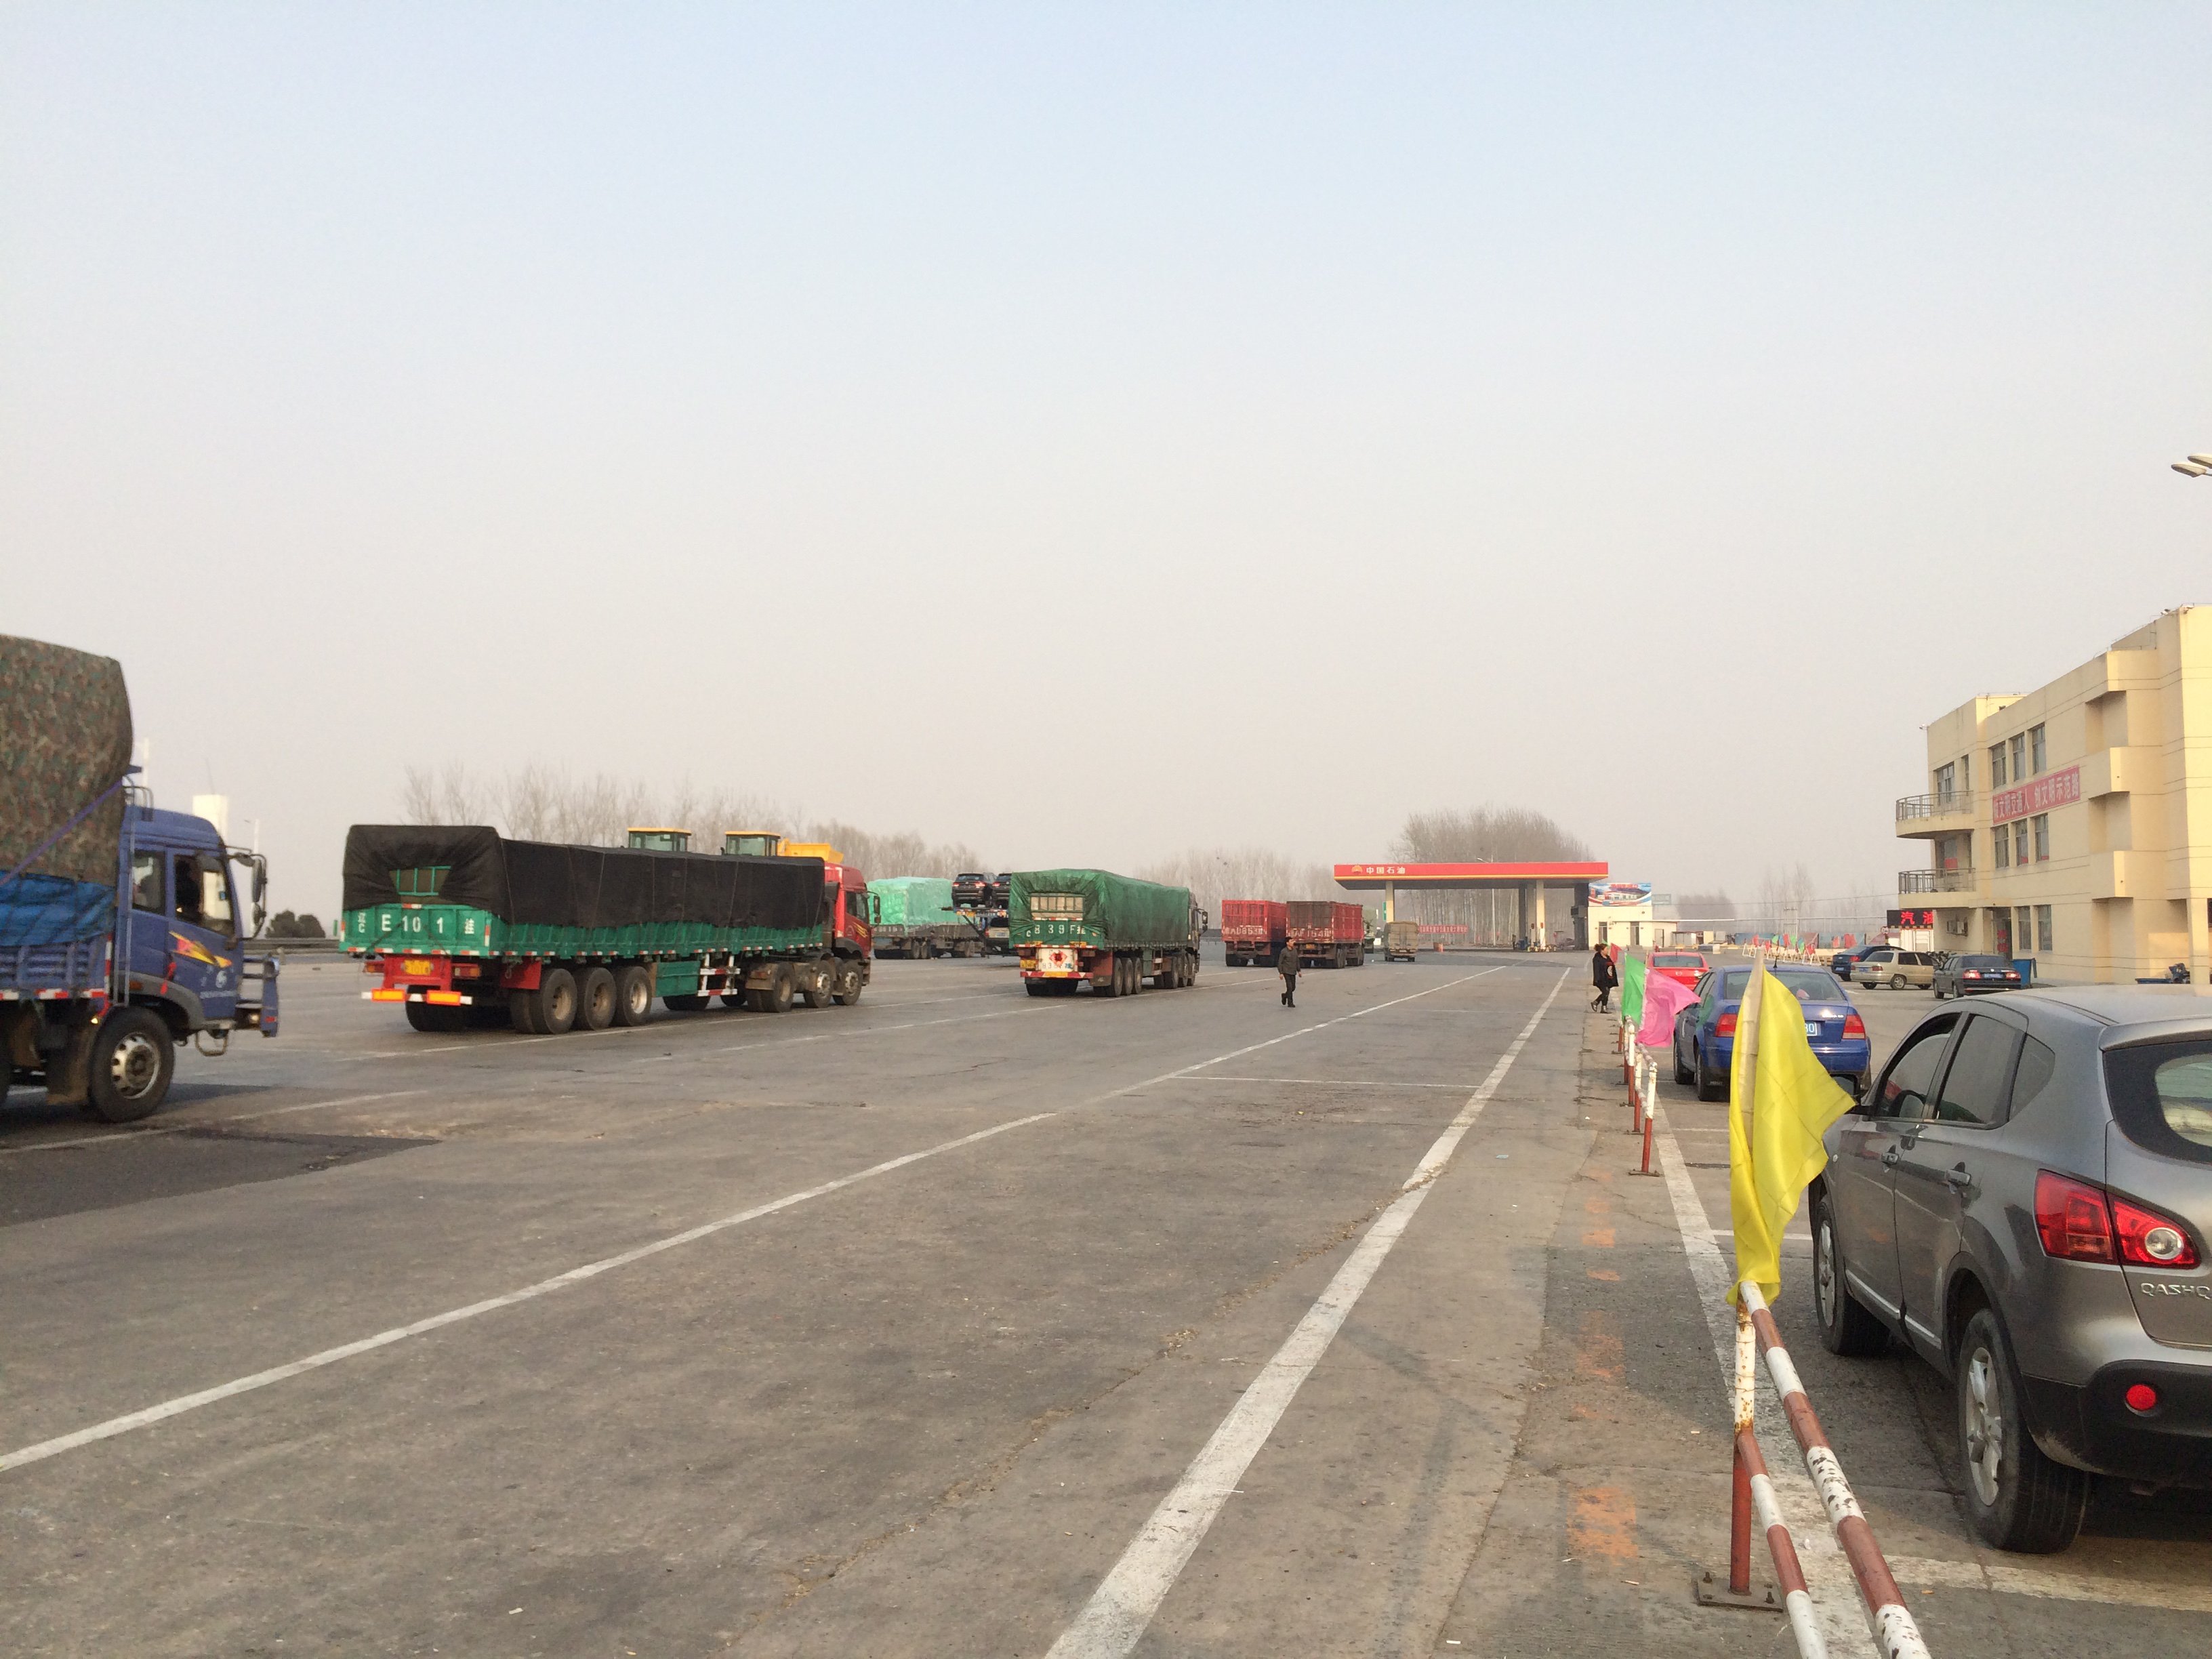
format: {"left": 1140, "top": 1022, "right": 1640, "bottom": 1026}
{"left": 1636, "top": 971, "right": 1701, "bottom": 1049}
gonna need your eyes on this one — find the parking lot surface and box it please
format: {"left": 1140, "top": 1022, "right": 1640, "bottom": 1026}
{"left": 3, "top": 949, "right": 2207, "bottom": 1656}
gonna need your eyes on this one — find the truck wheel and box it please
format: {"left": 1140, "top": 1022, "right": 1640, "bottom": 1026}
{"left": 574, "top": 966, "right": 616, "bottom": 1031}
{"left": 84, "top": 1008, "right": 173, "bottom": 1123}
{"left": 510, "top": 987, "right": 546, "bottom": 1032}
{"left": 1025, "top": 980, "right": 1048, "bottom": 996}
{"left": 661, "top": 993, "right": 708, "bottom": 1013}
{"left": 764, "top": 966, "right": 795, "bottom": 1013}
{"left": 405, "top": 1002, "right": 466, "bottom": 1033}
{"left": 803, "top": 963, "right": 835, "bottom": 1009}
{"left": 833, "top": 962, "right": 865, "bottom": 1005}
{"left": 1094, "top": 957, "right": 1118, "bottom": 998}
{"left": 613, "top": 966, "right": 655, "bottom": 1026}
{"left": 531, "top": 968, "right": 578, "bottom": 1035}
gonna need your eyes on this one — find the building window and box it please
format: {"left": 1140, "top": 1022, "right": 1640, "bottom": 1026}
{"left": 2032, "top": 813, "right": 2049, "bottom": 861}
{"left": 1934, "top": 761, "right": 1957, "bottom": 804}
{"left": 2029, "top": 722, "right": 2047, "bottom": 775}
{"left": 2018, "top": 906, "right": 2033, "bottom": 953}
{"left": 1994, "top": 826, "right": 2010, "bottom": 868}
{"left": 2036, "top": 905, "right": 2053, "bottom": 951}
{"left": 1990, "top": 743, "right": 2007, "bottom": 787}
{"left": 2014, "top": 820, "right": 2030, "bottom": 865}
{"left": 2010, "top": 733, "right": 2026, "bottom": 782}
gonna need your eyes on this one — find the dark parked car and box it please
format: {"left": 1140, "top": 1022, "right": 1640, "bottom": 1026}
{"left": 1934, "top": 954, "right": 2024, "bottom": 999}
{"left": 1809, "top": 988, "right": 2212, "bottom": 1551}
{"left": 951, "top": 873, "right": 991, "bottom": 908}
{"left": 1673, "top": 965, "right": 1871, "bottom": 1101}
{"left": 1830, "top": 943, "right": 1885, "bottom": 979}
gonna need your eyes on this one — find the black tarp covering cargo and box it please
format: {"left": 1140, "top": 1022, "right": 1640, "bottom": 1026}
{"left": 342, "top": 825, "right": 825, "bottom": 933}
{"left": 0, "top": 635, "right": 134, "bottom": 947}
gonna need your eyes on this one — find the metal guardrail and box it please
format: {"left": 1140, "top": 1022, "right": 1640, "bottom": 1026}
{"left": 1894, "top": 792, "right": 1975, "bottom": 822}
{"left": 1897, "top": 869, "right": 1980, "bottom": 895}
{"left": 1737, "top": 1281, "right": 1930, "bottom": 1658}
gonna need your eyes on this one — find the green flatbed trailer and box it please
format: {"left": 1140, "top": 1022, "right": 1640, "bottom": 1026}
{"left": 1010, "top": 869, "right": 1202, "bottom": 998}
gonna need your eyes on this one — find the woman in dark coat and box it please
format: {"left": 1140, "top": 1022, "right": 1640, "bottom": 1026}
{"left": 1591, "top": 943, "right": 1618, "bottom": 1011}
{"left": 1279, "top": 942, "right": 1301, "bottom": 1008}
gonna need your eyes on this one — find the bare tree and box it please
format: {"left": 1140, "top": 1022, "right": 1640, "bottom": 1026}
{"left": 1389, "top": 805, "right": 1592, "bottom": 945}
{"left": 1136, "top": 846, "right": 1338, "bottom": 927}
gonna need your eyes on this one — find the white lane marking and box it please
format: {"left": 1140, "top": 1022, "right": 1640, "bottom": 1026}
{"left": 1158, "top": 1076, "right": 1471, "bottom": 1090}
{"left": 1044, "top": 969, "right": 1565, "bottom": 1659}
{"left": 1651, "top": 1106, "right": 1873, "bottom": 1657}
{"left": 1883, "top": 1555, "right": 2212, "bottom": 1612}
{"left": 0, "top": 1092, "right": 429, "bottom": 1156}
{"left": 1, "top": 967, "right": 1513, "bottom": 1475}
{"left": 0, "top": 1111, "right": 1053, "bottom": 1474}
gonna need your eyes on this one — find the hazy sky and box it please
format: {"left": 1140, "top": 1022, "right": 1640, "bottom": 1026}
{"left": 6, "top": 5, "right": 2208, "bottom": 918}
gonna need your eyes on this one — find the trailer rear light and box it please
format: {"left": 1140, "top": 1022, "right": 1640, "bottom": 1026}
{"left": 451, "top": 962, "right": 480, "bottom": 979}
{"left": 2125, "top": 1382, "right": 2160, "bottom": 1414}
{"left": 2036, "top": 1171, "right": 2116, "bottom": 1262}
{"left": 1716, "top": 1012, "right": 1738, "bottom": 1036}
{"left": 1842, "top": 1012, "right": 1866, "bottom": 1037}
{"left": 369, "top": 989, "right": 405, "bottom": 1003}
{"left": 425, "top": 991, "right": 465, "bottom": 1006}
{"left": 2112, "top": 1196, "right": 2200, "bottom": 1268}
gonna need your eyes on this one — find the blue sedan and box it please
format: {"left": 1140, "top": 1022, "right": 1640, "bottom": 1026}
{"left": 1672, "top": 966, "right": 1871, "bottom": 1102}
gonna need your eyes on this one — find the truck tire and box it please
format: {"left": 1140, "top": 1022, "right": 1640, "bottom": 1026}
{"left": 1025, "top": 979, "right": 1048, "bottom": 996}
{"left": 574, "top": 966, "right": 616, "bottom": 1031}
{"left": 529, "top": 968, "right": 579, "bottom": 1036}
{"left": 84, "top": 1008, "right": 173, "bottom": 1123}
{"left": 510, "top": 987, "right": 546, "bottom": 1033}
{"left": 405, "top": 1002, "right": 466, "bottom": 1033}
{"left": 803, "top": 962, "right": 834, "bottom": 1009}
{"left": 661, "top": 993, "right": 709, "bottom": 1013}
{"left": 613, "top": 966, "right": 654, "bottom": 1026}
{"left": 1094, "top": 957, "right": 1119, "bottom": 998}
{"left": 762, "top": 966, "right": 795, "bottom": 1013}
{"left": 833, "top": 962, "right": 865, "bottom": 1005}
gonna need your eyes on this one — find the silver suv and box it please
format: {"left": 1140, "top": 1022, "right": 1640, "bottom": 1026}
{"left": 1808, "top": 987, "right": 2212, "bottom": 1551}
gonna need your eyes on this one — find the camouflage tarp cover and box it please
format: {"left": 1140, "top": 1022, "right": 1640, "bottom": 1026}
{"left": 0, "top": 634, "right": 133, "bottom": 888}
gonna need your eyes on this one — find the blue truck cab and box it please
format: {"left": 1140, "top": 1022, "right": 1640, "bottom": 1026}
{"left": 1, "top": 792, "right": 278, "bottom": 1124}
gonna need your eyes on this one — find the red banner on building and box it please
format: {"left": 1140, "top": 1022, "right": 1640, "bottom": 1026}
{"left": 1991, "top": 763, "right": 2081, "bottom": 824}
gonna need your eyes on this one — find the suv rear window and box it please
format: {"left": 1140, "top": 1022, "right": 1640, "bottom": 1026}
{"left": 2104, "top": 1039, "right": 2212, "bottom": 1166}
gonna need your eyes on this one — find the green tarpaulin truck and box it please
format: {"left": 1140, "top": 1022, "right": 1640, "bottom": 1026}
{"left": 868, "top": 876, "right": 987, "bottom": 959}
{"left": 1010, "top": 869, "right": 1202, "bottom": 998}
{"left": 340, "top": 824, "right": 872, "bottom": 1032}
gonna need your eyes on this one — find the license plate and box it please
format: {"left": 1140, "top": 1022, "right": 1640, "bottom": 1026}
{"left": 1805, "top": 1021, "right": 1822, "bottom": 1038}
{"left": 404, "top": 958, "right": 432, "bottom": 975}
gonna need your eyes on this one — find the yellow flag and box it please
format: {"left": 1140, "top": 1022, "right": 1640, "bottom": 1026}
{"left": 1727, "top": 964, "right": 1855, "bottom": 1304}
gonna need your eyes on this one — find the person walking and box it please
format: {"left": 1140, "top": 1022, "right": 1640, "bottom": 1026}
{"left": 1591, "top": 941, "right": 1618, "bottom": 1011}
{"left": 1278, "top": 941, "right": 1301, "bottom": 1008}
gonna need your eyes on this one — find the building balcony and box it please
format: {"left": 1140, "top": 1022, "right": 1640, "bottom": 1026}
{"left": 2081, "top": 746, "right": 2154, "bottom": 799}
{"left": 1895, "top": 792, "right": 1979, "bottom": 840}
{"left": 1899, "top": 867, "right": 1984, "bottom": 901}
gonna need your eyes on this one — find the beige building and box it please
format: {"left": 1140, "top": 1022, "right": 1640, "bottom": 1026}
{"left": 1896, "top": 606, "right": 2212, "bottom": 985}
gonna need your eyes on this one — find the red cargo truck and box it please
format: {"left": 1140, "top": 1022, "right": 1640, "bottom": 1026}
{"left": 1285, "top": 900, "right": 1366, "bottom": 968}
{"left": 1220, "top": 899, "right": 1288, "bottom": 966}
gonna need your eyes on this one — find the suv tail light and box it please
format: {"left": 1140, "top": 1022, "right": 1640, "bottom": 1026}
{"left": 2034, "top": 1171, "right": 2200, "bottom": 1268}
{"left": 1842, "top": 1012, "right": 1866, "bottom": 1037}
{"left": 2113, "top": 1195, "right": 2201, "bottom": 1268}
{"left": 1716, "top": 1011, "right": 1738, "bottom": 1037}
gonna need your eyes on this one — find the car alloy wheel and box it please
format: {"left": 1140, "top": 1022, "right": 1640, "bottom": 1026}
{"left": 1961, "top": 1344, "right": 2004, "bottom": 1511}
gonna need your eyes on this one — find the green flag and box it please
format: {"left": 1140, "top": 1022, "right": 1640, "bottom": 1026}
{"left": 1618, "top": 952, "right": 1645, "bottom": 1025}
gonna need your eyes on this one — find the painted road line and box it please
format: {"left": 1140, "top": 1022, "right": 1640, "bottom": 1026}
{"left": 1, "top": 968, "right": 1514, "bottom": 1476}
{"left": 1883, "top": 1555, "right": 2212, "bottom": 1613}
{"left": 1168, "top": 1076, "right": 1474, "bottom": 1090}
{"left": 1650, "top": 1106, "right": 1873, "bottom": 1658}
{"left": 0, "top": 1091, "right": 430, "bottom": 1156}
{"left": 1044, "top": 969, "right": 1565, "bottom": 1659}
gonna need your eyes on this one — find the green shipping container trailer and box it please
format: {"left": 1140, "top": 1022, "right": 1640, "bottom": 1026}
{"left": 1010, "top": 869, "right": 1202, "bottom": 998}
{"left": 867, "top": 876, "right": 987, "bottom": 959}
{"left": 342, "top": 824, "right": 872, "bottom": 1033}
